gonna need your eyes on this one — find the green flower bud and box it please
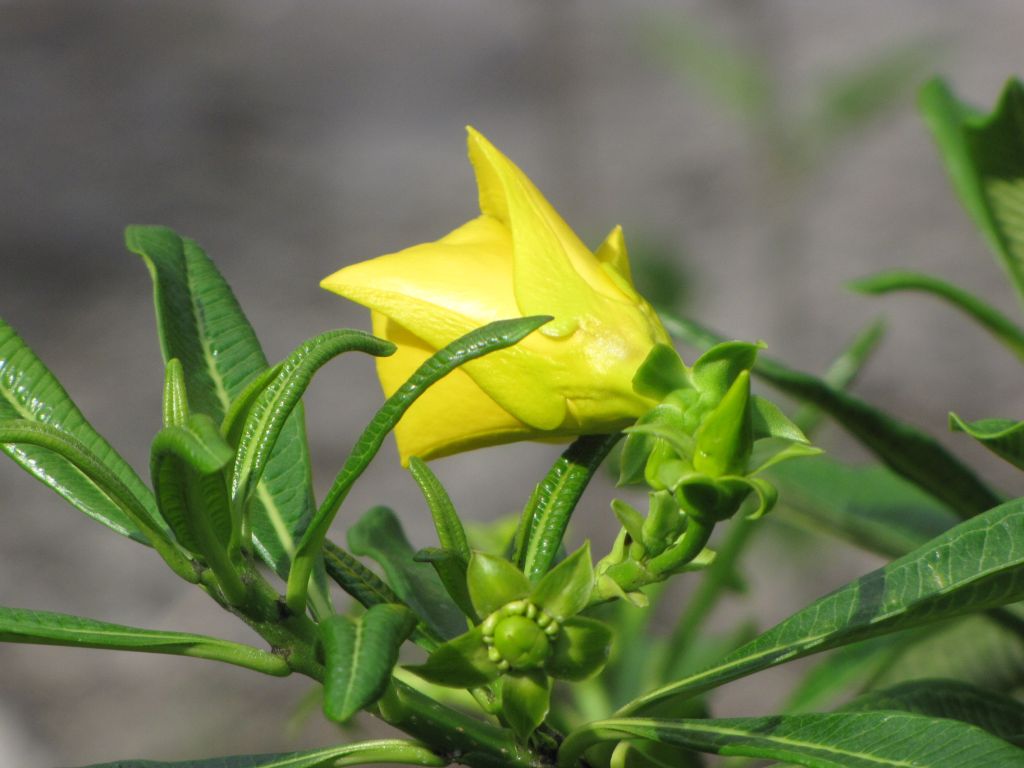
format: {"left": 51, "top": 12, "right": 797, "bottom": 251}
{"left": 493, "top": 615, "right": 551, "bottom": 670}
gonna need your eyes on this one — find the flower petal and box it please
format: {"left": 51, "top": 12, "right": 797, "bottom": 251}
{"left": 373, "top": 314, "right": 534, "bottom": 463}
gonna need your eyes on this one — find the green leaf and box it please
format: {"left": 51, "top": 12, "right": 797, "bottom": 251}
{"left": 617, "top": 496, "right": 1024, "bottom": 716}
{"left": 632, "top": 343, "right": 689, "bottom": 399}
{"left": 950, "top": 413, "right": 1024, "bottom": 470}
{"left": 230, "top": 329, "right": 392, "bottom": 535}
{"left": 405, "top": 625, "right": 501, "bottom": 688}
{"left": 845, "top": 679, "right": 1024, "bottom": 746}
{"left": 320, "top": 604, "right": 416, "bottom": 724}
{"left": 514, "top": 434, "right": 621, "bottom": 581}
{"left": 751, "top": 395, "right": 810, "bottom": 443}
{"left": 0, "top": 605, "right": 288, "bottom": 676}
{"left": 0, "top": 420, "right": 195, "bottom": 582}
{"left": 666, "top": 315, "right": 1000, "bottom": 519}
{"left": 0, "top": 316, "right": 158, "bottom": 541}
{"left": 126, "top": 225, "right": 317, "bottom": 579}
{"left": 414, "top": 547, "right": 476, "bottom": 621}
{"left": 770, "top": 455, "right": 959, "bottom": 558}
{"left": 408, "top": 456, "right": 471, "bottom": 562}
{"left": 76, "top": 740, "right": 445, "bottom": 768}
{"left": 348, "top": 506, "right": 465, "bottom": 639}
{"left": 850, "top": 270, "right": 1024, "bottom": 361}
{"left": 288, "top": 315, "right": 550, "bottom": 613}
{"left": 558, "top": 712, "right": 1024, "bottom": 768}
{"left": 162, "top": 358, "right": 189, "bottom": 427}
{"left": 502, "top": 670, "right": 552, "bottom": 741}
{"left": 531, "top": 543, "right": 594, "bottom": 621}
{"left": 920, "top": 77, "right": 1024, "bottom": 307}
{"left": 547, "top": 616, "right": 613, "bottom": 681}
{"left": 467, "top": 552, "right": 530, "bottom": 618}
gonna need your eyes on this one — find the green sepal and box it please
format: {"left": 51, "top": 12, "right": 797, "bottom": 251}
{"left": 674, "top": 475, "right": 751, "bottom": 524}
{"left": 501, "top": 669, "right": 552, "bottom": 741}
{"left": 611, "top": 499, "right": 646, "bottom": 552}
{"left": 640, "top": 491, "right": 683, "bottom": 557}
{"left": 546, "top": 616, "right": 613, "bottom": 681}
{"left": 750, "top": 395, "right": 808, "bottom": 443}
{"left": 632, "top": 343, "right": 689, "bottom": 400}
{"left": 531, "top": 542, "right": 593, "bottom": 621}
{"left": 689, "top": 340, "right": 762, "bottom": 399}
{"left": 320, "top": 604, "right": 416, "bottom": 724}
{"left": 414, "top": 547, "right": 477, "bottom": 621}
{"left": 693, "top": 370, "right": 752, "bottom": 477}
{"left": 949, "top": 412, "right": 1024, "bottom": 470}
{"left": 619, "top": 404, "right": 688, "bottom": 486}
{"left": 748, "top": 440, "right": 823, "bottom": 476}
{"left": 162, "top": 359, "right": 189, "bottom": 428}
{"left": 405, "top": 625, "right": 500, "bottom": 688}
{"left": 467, "top": 553, "right": 530, "bottom": 618}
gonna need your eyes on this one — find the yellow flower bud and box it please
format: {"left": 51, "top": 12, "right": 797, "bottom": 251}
{"left": 321, "top": 127, "right": 672, "bottom": 463}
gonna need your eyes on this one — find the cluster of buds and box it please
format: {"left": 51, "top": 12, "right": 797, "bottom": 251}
{"left": 480, "top": 600, "right": 561, "bottom": 672}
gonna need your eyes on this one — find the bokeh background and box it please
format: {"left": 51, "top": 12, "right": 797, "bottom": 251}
{"left": 2, "top": 2, "right": 1024, "bottom": 765}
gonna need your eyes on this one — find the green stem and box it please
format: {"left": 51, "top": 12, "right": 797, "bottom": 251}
{"left": 515, "top": 434, "right": 621, "bottom": 582}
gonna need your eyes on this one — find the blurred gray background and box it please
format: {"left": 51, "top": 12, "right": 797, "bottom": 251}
{"left": 2, "top": 1, "right": 1024, "bottom": 765}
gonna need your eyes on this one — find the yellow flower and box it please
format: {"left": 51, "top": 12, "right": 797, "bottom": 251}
{"left": 321, "top": 127, "right": 672, "bottom": 463}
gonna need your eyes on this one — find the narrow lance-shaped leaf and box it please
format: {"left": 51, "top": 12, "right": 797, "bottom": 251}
{"left": 0, "top": 605, "right": 289, "bottom": 677}
{"left": 76, "top": 740, "right": 445, "bottom": 768}
{"left": 949, "top": 413, "right": 1024, "bottom": 471}
{"left": 664, "top": 315, "right": 1000, "bottom": 519}
{"left": 230, "top": 329, "right": 393, "bottom": 530}
{"left": 0, "top": 316, "right": 159, "bottom": 541}
{"left": 125, "top": 225, "right": 317, "bottom": 579}
{"left": 321, "top": 604, "right": 416, "bottom": 724}
{"left": 408, "top": 456, "right": 471, "bottom": 562}
{"left": 844, "top": 679, "right": 1024, "bottom": 747}
{"left": 348, "top": 506, "right": 465, "bottom": 639}
{"left": 617, "top": 496, "right": 1024, "bottom": 716}
{"left": 919, "top": 77, "right": 1024, "bottom": 310}
{"left": 286, "top": 315, "right": 551, "bottom": 614}
{"left": 558, "top": 712, "right": 1024, "bottom": 768}
{"left": 513, "top": 433, "right": 620, "bottom": 582}
{"left": 850, "top": 270, "right": 1024, "bottom": 361}
{"left": 0, "top": 420, "right": 195, "bottom": 583}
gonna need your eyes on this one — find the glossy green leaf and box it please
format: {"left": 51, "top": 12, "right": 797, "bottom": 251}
{"left": 632, "top": 343, "right": 688, "bottom": 399}
{"left": 0, "top": 605, "right": 288, "bottom": 676}
{"left": 950, "top": 413, "right": 1024, "bottom": 470}
{"left": 467, "top": 552, "right": 530, "bottom": 618}
{"left": 320, "top": 604, "right": 416, "bottom": 724}
{"left": 162, "top": 358, "right": 189, "bottom": 427}
{"left": 531, "top": 543, "right": 594, "bottom": 621}
{"left": 771, "top": 455, "right": 959, "bottom": 558}
{"left": 920, "top": 77, "right": 1024, "bottom": 307}
{"left": 405, "top": 625, "right": 500, "bottom": 688}
{"left": 618, "top": 496, "right": 1024, "bottom": 716}
{"left": 408, "top": 457, "right": 471, "bottom": 562}
{"left": 287, "top": 315, "right": 550, "bottom": 613}
{"left": 559, "top": 712, "right": 1024, "bottom": 768}
{"left": 414, "top": 547, "right": 476, "bottom": 621}
{"left": 514, "top": 434, "right": 620, "bottom": 582}
{"left": 321, "top": 540, "right": 442, "bottom": 652}
{"left": 851, "top": 270, "right": 1024, "bottom": 361}
{"left": 502, "top": 669, "right": 552, "bottom": 741}
{"left": 547, "top": 616, "right": 613, "bottom": 681}
{"left": 667, "top": 315, "right": 1000, "bottom": 519}
{"left": 0, "top": 420, "right": 194, "bottom": 582}
{"left": 230, "top": 330, "right": 392, "bottom": 534}
{"left": 126, "top": 225, "right": 317, "bottom": 580}
{"left": 348, "top": 506, "right": 464, "bottom": 639}
{"left": 220, "top": 363, "right": 282, "bottom": 447}
{"left": 845, "top": 679, "right": 1024, "bottom": 746}
{"left": 0, "top": 316, "right": 158, "bottom": 541}
{"left": 77, "top": 740, "right": 445, "bottom": 768}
